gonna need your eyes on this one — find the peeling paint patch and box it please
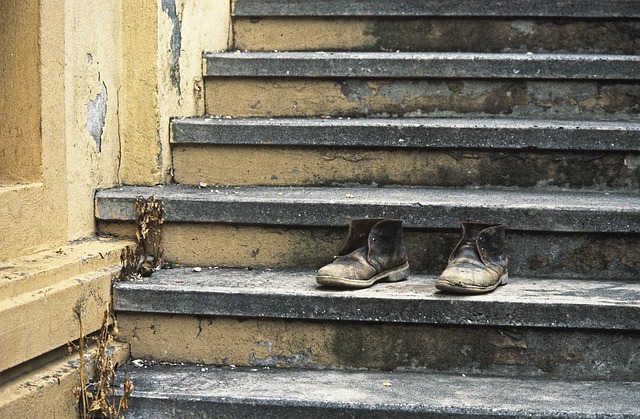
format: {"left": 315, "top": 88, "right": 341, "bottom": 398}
{"left": 162, "top": 0, "right": 182, "bottom": 95}
{"left": 86, "top": 82, "right": 108, "bottom": 153}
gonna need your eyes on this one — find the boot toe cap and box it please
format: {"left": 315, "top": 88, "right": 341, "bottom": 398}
{"left": 436, "top": 265, "right": 504, "bottom": 294}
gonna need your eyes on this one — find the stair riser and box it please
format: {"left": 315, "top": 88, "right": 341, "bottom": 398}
{"left": 0, "top": 267, "right": 117, "bottom": 373}
{"left": 117, "top": 313, "right": 640, "bottom": 381}
{"left": 205, "top": 78, "right": 640, "bottom": 120}
{"left": 126, "top": 400, "right": 427, "bottom": 419}
{"left": 173, "top": 145, "right": 640, "bottom": 190}
{"left": 98, "top": 222, "right": 640, "bottom": 279}
{"left": 234, "top": 17, "right": 640, "bottom": 54}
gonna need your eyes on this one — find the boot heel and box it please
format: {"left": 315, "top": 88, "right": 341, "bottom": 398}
{"left": 499, "top": 271, "right": 508, "bottom": 285}
{"left": 385, "top": 264, "right": 410, "bottom": 282}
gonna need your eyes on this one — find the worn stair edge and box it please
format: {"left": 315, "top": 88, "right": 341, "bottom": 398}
{"left": 114, "top": 268, "right": 640, "bottom": 331}
{"left": 95, "top": 185, "right": 640, "bottom": 233}
{"left": 122, "top": 365, "right": 640, "bottom": 419}
{"left": 204, "top": 52, "right": 640, "bottom": 80}
{"left": 233, "top": 0, "right": 640, "bottom": 18}
{"left": 172, "top": 117, "right": 640, "bottom": 152}
{"left": 0, "top": 237, "right": 133, "bottom": 299}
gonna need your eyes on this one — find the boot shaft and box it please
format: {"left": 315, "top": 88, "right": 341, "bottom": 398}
{"left": 367, "top": 219, "right": 408, "bottom": 271}
{"left": 451, "top": 222, "right": 507, "bottom": 268}
{"left": 338, "top": 218, "right": 385, "bottom": 256}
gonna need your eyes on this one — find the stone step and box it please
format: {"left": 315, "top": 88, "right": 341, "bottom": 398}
{"left": 122, "top": 365, "right": 640, "bottom": 418}
{"left": 95, "top": 185, "right": 640, "bottom": 279}
{"left": 114, "top": 268, "right": 640, "bottom": 380}
{"left": 232, "top": 1, "right": 640, "bottom": 54}
{"left": 0, "top": 238, "right": 130, "bottom": 374}
{"left": 96, "top": 185, "right": 640, "bottom": 232}
{"left": 0, "top": 265, "right": 120, "bottom": 373}
{"left": 233, "top": 0, "right": 640, "bottom": 18}
{"left": 173, "top": 117, "right": 640, "bottom": 151}
{"left": 232, "top": 17, "right": 640, "bottom": 54}
{"left": 0, "top": 342, "right": 129, "bottom": 418}
{"left": 0, "top": 237, "right": 132, "bottom": 299}
{"left": 203, "top": 53, "right": 640, "bottom": 120}
{"left": 205, "top": 52, "right": 640, "bottom": 80}
{"left": 171, "top": 117, "right": 640, "bottom": 189}
{"left": 114, "top": 268, "right": 640, "bottom": 330}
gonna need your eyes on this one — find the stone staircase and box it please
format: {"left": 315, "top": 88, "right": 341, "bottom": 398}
{"left": 97, "top": 1, "right": 640, "bottom": 417}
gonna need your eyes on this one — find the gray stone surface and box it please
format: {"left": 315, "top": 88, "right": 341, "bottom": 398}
{"left": 204, "top": 51, "right": 640, "bottom": 80}
{"left": 122, "top": 365, "right": 640, "bottom": 418}
{"left": 172, "top": 116, "right": 640, "bottom": 151}
{"left": 233, "top": 0, "right": 640, "bottom": 18}
{"left": 95, "top": 185, "right": 640, "bottom": 232}
{"left": 114, "top": 268, "right": 640, "bottom": 330}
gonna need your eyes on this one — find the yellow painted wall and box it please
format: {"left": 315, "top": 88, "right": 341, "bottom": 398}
{"left": 0, "top": 0, "right": 231, "bottom": 258}
{"left": 120, "top": 0, "right": 231, "bottom": 186}
{"left": 0, "top": 0, "right": 42, "bottom": 183}
{"left": 0, "top": 0, "right": 70, "bottom": 261}
{"left": 65, "top": 0, "right": 122, "bottom": 239}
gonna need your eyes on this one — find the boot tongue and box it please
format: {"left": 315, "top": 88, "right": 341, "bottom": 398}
{"left": 462, "top": 226, "right": 482, "bottom": 245}
{"left": 465, "top": 227, "right": 482, "bottom": 241}
{"left": 455, "top": 226, "right": 481, "bottom": 258}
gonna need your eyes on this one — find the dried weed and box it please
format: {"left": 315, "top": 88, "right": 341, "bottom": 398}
{"left": 70, "top": 303, "right": 133, "bottom": 418}
{"left": 118, "top": 195, "right": 165, "bottom": 280}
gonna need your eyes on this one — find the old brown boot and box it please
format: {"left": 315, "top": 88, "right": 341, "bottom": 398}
{"left": 435, "top": 222, "right": 508, "bottom": 294}
{"left": 316, "top": 219, "right": 410, "bottom": 289}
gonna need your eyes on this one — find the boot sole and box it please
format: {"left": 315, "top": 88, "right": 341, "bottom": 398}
{"left": 316, "top": 262, "right": 410, "bottom": 289}
{"left": 435, "top": 271, "right": 508, "bottom": 295}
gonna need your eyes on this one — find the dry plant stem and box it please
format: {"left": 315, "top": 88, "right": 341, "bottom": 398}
{"left": 71, "top": 304, "right": 132, "bottom": 419}
{"left": 71, "top": 303, "right": 90, "bottom": 418}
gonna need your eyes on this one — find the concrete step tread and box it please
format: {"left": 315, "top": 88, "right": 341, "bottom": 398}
{"left": 233, "top": 0, "right": 640, "bottom": 18}
{"left": 0, "top": 237, "right": 132, "bottom": 299}
{"left": 204, "top": 51, "right": 640, "bottom": 80}
{"left": 124, "top": 364, "right": 640, "bottom": 418}
{"left": 172, "top": 116, "right": 640, "bottom": 152}
{"left": 95, "top": 185, "right": 640, "bottom": 232}
{"left": 114, "top": 267, "right": 640, "bottom": 330}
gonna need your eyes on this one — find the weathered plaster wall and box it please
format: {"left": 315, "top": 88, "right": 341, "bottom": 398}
{"left": 0, "top": 0, "right": 42, "bottom": 183}
{"left": 0, "top": 0, "right": 70, "bottom": 261}
{"left": 65, "top": 0, "right": 122, "bottom": 239}
{"left": 119, "top": 0, "right": 231, "bottom": 187}
{"left": 158, "top": 0, "right": 231, "bottom": 182}
{"left": 1, "top": 0, "right": 232, "bottom": 254}
{"left": 64, "top": 0, "right": 230, "bottom": 238}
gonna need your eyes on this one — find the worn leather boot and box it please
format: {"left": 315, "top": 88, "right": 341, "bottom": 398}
{"left": 316, "top": 219, "right": 410, "bottom": 289}
{"left": 435, "top": 222, "right": 508, "bottom": 294}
